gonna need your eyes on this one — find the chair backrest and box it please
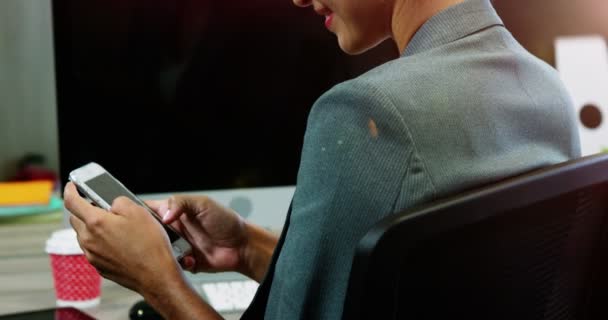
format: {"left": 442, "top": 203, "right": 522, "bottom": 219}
{"left": 343, "top": 154, "right": 608, "bottom": 320}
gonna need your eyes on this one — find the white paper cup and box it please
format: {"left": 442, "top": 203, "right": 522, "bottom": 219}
{"left": 45, "top": 229, "right": 101, "bottom": 308}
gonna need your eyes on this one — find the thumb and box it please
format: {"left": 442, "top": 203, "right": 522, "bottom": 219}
{"left": 162, "top": 195, "right": 205, "bottom": 224}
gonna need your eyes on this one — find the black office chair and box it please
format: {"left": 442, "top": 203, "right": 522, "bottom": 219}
{"left": 343, "top": 154, "right": 608, "bottom": 320}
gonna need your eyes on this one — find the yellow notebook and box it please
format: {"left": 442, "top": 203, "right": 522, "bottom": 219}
{"left": 0, "top": 181, "right": 53, "bottom": 206}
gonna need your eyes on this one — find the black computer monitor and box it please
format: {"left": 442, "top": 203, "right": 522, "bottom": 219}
{"left": 52, "top": 0, "right": 398, "bottom": 225}
{"left": 52, "top": 0, "right": 397, "bottom": 195}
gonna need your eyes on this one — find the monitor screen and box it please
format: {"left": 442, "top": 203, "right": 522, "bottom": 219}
{"left": 52, "top": 0, "right": 398, "bottom": 195}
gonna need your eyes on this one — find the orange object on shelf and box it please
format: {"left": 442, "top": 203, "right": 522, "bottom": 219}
{"left": 0, "top": 181, "right": 53, "bottom": 206}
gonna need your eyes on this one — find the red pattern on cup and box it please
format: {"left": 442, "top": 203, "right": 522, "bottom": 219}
{"left": 50, "top": 254, "right": 101, "bottom": 301}
{"left": 54, "top": 307, "right": 96, "bottom": 320}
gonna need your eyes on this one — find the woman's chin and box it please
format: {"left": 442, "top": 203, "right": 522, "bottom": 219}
{"left": 337, "top": 38, "right": 368, "bottom": 55}
{"left": 337, "top": 34, "right": 383, "bottom": 55}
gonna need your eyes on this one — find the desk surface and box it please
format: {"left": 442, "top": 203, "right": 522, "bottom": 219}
{"left": 0, "top": 222, "right": 242, "bottom": 320}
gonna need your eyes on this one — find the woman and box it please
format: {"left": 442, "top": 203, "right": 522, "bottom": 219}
{"left": 65, "top": 0, "right": 580, "bottom": 318}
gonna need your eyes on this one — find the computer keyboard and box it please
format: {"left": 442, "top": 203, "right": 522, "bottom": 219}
{"left": 201, "top": 280, "right": 259, "bottom": 312}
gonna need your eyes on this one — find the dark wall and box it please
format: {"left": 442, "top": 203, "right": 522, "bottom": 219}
{"left": 53, "top": 0, "right": 397, "bottom": 193}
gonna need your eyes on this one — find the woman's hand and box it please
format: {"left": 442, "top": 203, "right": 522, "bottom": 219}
{"left": 147, "top": 196, "right": 278, "bottom": 282}
{"left": 63, "top": 182, "right": 183, "bottom": 294}
{"left": 65, "top": 183, "right": 226, "bottom": 319}
{"left": 146, "top": 196, "right": 247, "bottom": 273}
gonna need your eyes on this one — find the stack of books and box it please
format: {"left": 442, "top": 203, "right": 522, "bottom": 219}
{"left": 0, "top": 181, "right": 63, "bottom": 221}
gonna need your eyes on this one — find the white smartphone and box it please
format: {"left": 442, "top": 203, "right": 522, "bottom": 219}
{"left": 68, "top": 162, "right": 192, "bottom": 261}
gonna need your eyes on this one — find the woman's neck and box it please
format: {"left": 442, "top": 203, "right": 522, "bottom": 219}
{"left": 391, "top": 0, "right": 466, "bottom": 53}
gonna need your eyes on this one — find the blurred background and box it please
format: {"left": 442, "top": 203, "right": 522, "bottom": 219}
{"left": 0, "top": 0, "right": 58, "bottom": 182}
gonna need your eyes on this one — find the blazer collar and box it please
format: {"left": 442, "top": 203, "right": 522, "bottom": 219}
{"left": 403, "top": 0, "right": 504, "bottom": 57}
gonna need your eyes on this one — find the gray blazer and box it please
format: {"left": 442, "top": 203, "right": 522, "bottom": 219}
{"left": 244, "top": 0, "right": 581, "bottom": 319}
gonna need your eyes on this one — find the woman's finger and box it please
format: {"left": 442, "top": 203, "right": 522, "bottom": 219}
{"left": 144, "top": 199, "right": 165, "bottom": 213}
{"left": 63, "top": 182, "right": 106, "bottom": 224}
{"left": 163, "top": 195, "right": 207, "bottom": 223}
{"left": 69, "top": 214, "right": 87, "bottom": 236}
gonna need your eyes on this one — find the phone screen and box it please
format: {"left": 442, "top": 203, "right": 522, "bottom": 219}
{"left": 84, "top": 173, "right": 181, "bottom": 243}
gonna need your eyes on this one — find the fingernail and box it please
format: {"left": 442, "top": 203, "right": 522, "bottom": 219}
{"left": 162, "top": 209, "right": 171, "bottom": 222}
